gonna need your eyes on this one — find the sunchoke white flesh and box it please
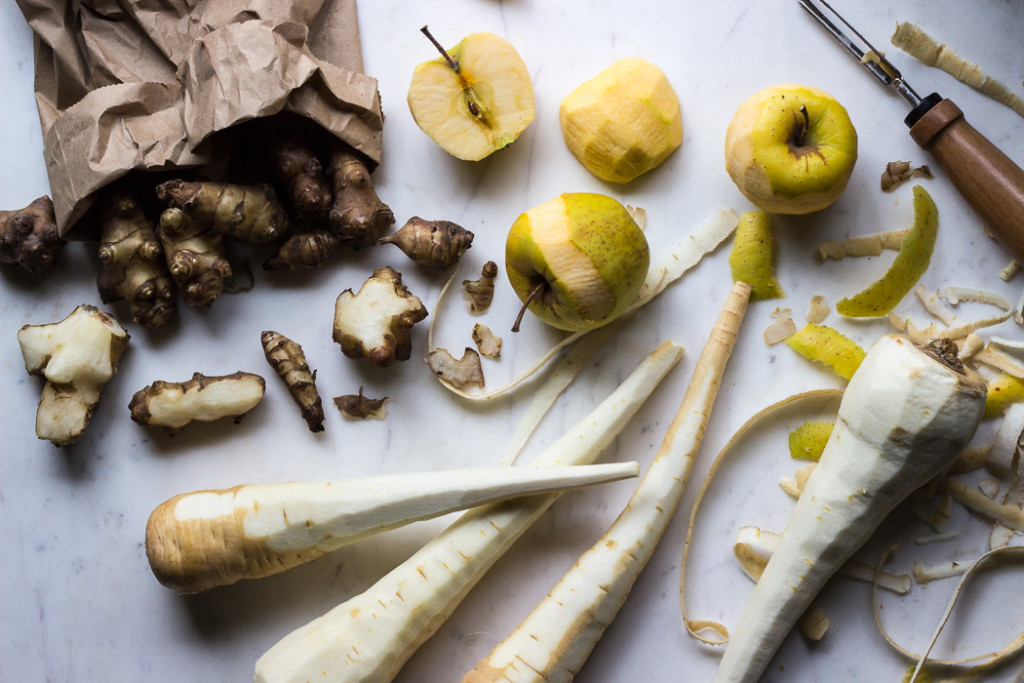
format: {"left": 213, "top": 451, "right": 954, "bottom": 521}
{"left": 333, "top": 267, "right": 428, "bottom": 367}
{"left": 129, "top": 371, "right": 265, "bottom": 435}
{"left": 18, "top": 305, "right": 130, "bottom": 446}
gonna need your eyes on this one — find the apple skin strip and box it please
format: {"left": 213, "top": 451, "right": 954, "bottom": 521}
{"left": 254, "top": 339, "right": 684, "bottom": 683}
{"left": 462, "top": 281, "right": 751, "bottom": 683}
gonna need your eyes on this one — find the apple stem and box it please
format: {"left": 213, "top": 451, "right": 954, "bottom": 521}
{"left": 511, "top": 282, "right": 546, "bottom": 333}
{"left": 419, "top": 25, "right": 481, "bottom": 117}
{"left": 794, "top": 105, "right": 810, "bottom": 147}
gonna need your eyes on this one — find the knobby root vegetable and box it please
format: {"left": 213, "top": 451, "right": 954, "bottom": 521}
{"left": 463, "top": 261, "right": 499, "bottom": 313}
{"left": 326, "top": 144, "right": 394, "bottom": 249}
{"left": 146, "top": 461, "right": 640, "bottom": 593}
{"left": 97, "top": 193, "right": 177, "bottom": 327}
{"left": 334, "top": 387, "right": 389, "bottom": 420}
{"left": 263, "top": 226, "right": 342, "bottom": 271}
{"left": 333, "top": 267, "right": 428, "bottom": 367}
{"left": 0, "top": 196, "right": 65, "bottom": 276}
{"left": 463, "top": 281, "right": 750, "bottom": 683}
{"left": 261, "top": 331, "right": 324, "bottom": 432}
{"left": 156, "top": 207, "right": 233, "bottom": 307}
{"left": 129, "top": 371, "right": 265, "bottom": 435}
{"left": 713, "top": 335, "right": 986, "bottom": 683}
{"left": 378, "top": 217, "right": 474, "bottom": 267}
{"left": 253, "top": 340, "right": 684, "bottom": 683}
{"left": 155, "top": 179, "right": 288, "bottom": 244}
{"left": 18, "top": 305, "right": 130, "bottom": 446}
{"left": 271, "top": 136, "right": 333, "bottom": 220}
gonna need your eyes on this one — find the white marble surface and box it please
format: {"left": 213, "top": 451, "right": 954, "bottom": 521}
{"left": 2, "top": 1, "right": 1024, "bottom": 681}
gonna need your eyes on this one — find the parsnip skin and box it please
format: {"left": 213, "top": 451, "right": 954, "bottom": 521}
{"left": 714, "top": 335, "right": 986, "bottom": 683}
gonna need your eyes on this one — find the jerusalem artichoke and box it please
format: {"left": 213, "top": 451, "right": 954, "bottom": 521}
{"left": 129, "top": 371, "right": 265, "bottom": 435}
{"left": 96, "top": 193, "right": 177, "bottom": 327}
{"left": 263, "top": 225, "right": 342, "bottom": 271}
{"left": 378, "top": 217, "right": 474, "bottom": 268}
{"left": 326, "top": 144, "right": 394, "bottom": 249}
{"left": 333, "top": 267, "right": 428, "bottom": 367}
{"left": 463, "top": 261, "right": 499, "bottom": 313}
{"left": 270, "top": 136, "right": 333, "bottom": 220}
{"left": 18, "top": 305, "right": 130, "bottom": 446}
{"left": 155, "top": 179, "right": 288, "bottom": 244}
{"left": 0, "top": 196, "right": 65, "bottom": 276}
{"left": 156, "top": 207, "right": 233, "bottom": 307}
{"left": 261, "top": 330, "right": 324, "bottom": 433}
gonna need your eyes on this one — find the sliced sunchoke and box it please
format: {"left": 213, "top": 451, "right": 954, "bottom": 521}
{"left": 18, "top": 305, "right": 130, "bottom": 446}
{"left": 263, "top": 225, "right": 342, "bottom": 271}
{"left": 156, "top": 207, "right": 232, "bottom": 307}
{"left": 378, "top": 217, "right": 474, "bottom": 268}
{"left": 0, "top": 196, "right": 65, "bottom": 276}
{"left": 472, "top": 323, "right": 501, "bottom": 359}
{"left": 463, "top": 260, "right": 498, "bottom": 314}
{"left": 261, "top": 330, "right": 324, "bottom": 433}
{"left": 425, "top": 347, "right": 485, "bottom": 390}
{"left": 155, "top": 180, "right": 288, "bottom": 244}
{"left": 880, "top": 160, "right": 933, "bottom": 192}
{"left": 271, "top": 136, "right": 333, "bottom": 220}
{"left": 129, "top": 371, "right": 265, "bottom": 436}
{"left": 326, "top": 144, "right": 394, "bottom": 249}
{"left": 97, "top": 193, "right": 177, "bottom": 327}
{"left": 333, "top": 267, "right": 428, "bottom": 367}
{"left": 334, "top": 387, "right": 389, "bottom": 420}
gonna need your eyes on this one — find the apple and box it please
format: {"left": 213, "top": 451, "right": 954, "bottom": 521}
{"left": 560, "top": 58, "right": 683, "bottom": 184}
{"left": 725, "top": 83, "right": 858, "bottom": 215}
{"left": 407, "top": 29, "right": 535, "bottom": 161}
{"left": 505, "top": 193, "right": 650, "bottom": 332}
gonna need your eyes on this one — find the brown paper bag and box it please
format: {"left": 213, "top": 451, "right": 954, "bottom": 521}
{"left": 16, "top": 0, "right": 383, "bottom": 238}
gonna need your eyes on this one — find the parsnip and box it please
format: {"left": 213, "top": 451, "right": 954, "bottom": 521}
{"left": 463, "top": 281, "right": 750, "bottom": 683}
{"left": 254, "top": 340, "right": 684, "bottom": 683}
{"left": 146, "top": 462, "right": 639, "bottom": 593}
{"left": 714, "top": 335, "right": 986, "bottom": 683}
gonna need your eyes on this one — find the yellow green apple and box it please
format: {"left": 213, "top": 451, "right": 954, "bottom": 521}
{"left": 505, "top": 193, "right": 650, "bottom": 332}
{"left": 559, "top": 58, "right": 683, "bottom": 183}
{"left": 725, "top": 83, "right": 858, "bottom": 214}
{"left": 407, "top": 30, "right": 535, "bottom": 161}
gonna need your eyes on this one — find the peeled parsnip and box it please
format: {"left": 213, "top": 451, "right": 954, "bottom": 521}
{"left": 254, "top": 340, "right": 684, "bottom": 683}
{"left": 146, "top": 462, "right": 640, "bottom": 594}
{"left": 714, "top": 334, "right": 987, "bottom": 683}
{"left": 463, "top": 280, "right": 750, "bottom": 683}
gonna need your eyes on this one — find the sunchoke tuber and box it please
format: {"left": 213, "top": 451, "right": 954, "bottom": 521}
{"left": 326, "top": 144, "right": 394, "bottom": 249}
{"left": 18, "top": 305, "right": 130, "bottom": 446}
{"left": 263, "top": 225, "right": 342, "bottom": 271}
{"left": 261, "top": 330, "right": 325, "bottom": 432}
{"left": 0, "top": 196, "right": 65, "bottom": 276}
{"left": 129, "top": 371, "right": 265, "bottom": 435}
{"left": 271, "top": 137, "right": 333, "bottom": 220}
{"left": 155, "top": 180, "right": 288, "bottom": 244}
{"left": 333, "top": 267, "right": 428, "bottom": 367}
{"left": 378, "top": 217, "right": 474, "bottom": 268}
{"left": 463, "top": 260, "right": 499, "bottom": 314}
{"left": 334, "top": 387, "right": 389, "bottom": 420}
{"left": 97, "top": 193, "right": 177, "bottom": 327}
{"left": 156, "top": 207, "right": 233, "bottom": 307}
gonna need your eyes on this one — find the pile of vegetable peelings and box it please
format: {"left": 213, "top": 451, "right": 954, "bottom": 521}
{"left": 6, "top": 15, "right": 1024, "bottom": 683}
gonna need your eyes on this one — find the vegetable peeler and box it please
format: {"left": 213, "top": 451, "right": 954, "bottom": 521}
{"left": 799, "top": 0, "right": 1024, "bottom": 264}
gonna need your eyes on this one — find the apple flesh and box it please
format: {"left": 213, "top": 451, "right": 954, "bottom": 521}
{"left": 505, "top": 193, "right": 650, "bottom": 332}
{"left": 407, "top": 31, "right": 535, "bottom": 161}
{"left": 725, "top": 83, "right": 857, "bottom": 215}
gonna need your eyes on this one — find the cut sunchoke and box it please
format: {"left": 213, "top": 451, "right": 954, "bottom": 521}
{"left": 333, "top": 267, "right": 428, "bottom": 367}
{"left": 129, "top": 371, "right": 265, "bottom": 435}
{"left": 326, "top": 144, "right": 394, "bottom": 248}
{"left": 425, "top": 347, "right": 485, "bottom": 390}
{"left": 472, "top": 323, "right": 501, "bottom": 359}
{"left": 334, "top": 387, "right": 389, "bottom": 420}
{"left": 156, "top": 207, "right": 233, "bottom": 307}
{"left": 378, "top": 217, "right": 474, "bottom": 268}
{"left": 880, "top": 160, "right": 933, "bottom": 192}
{"left": 261, "top": 331, "right": 324, "bottom": 432}
{"left": 97, "top": 193, "right": 177, "bottom": 327}
{"left": 0, "top": 196, "right": 65, "bottom": 276}
{"left": 155, "top": 180, "right": 288, "bottom": 244}
{"left": 463, "top": 261, "right": 498, "bottom": 313}
{"left": 18, "top": 305, "right": 130, "bottom": 446}
{"left": 271, "top": 136, "right": 333, "bottom": 220}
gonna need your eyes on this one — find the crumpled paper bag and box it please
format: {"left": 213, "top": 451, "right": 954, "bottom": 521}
{"left": 16, "top": 0, "right": 383, "bottom": 238}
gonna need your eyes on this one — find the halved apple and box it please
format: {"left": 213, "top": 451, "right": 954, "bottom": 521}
{"left": 407, "top": 30, "right": 535, "bottom": 161}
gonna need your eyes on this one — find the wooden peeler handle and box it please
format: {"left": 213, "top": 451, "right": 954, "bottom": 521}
{"left": 908, "top": 97, "right": 1024, "bottom": 264}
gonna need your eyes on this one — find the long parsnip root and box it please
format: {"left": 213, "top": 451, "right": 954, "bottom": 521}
{"left": 714, "top": 335, "right": 986, "bottom": 683}
{"left": 146, "top": 462, "right": 640, "bottom": 593}
{"left": 253, "top": 340, "right": 684, "bottom": 683}
{"left": 463, "top": 281, "right": 751, "bottom": 683}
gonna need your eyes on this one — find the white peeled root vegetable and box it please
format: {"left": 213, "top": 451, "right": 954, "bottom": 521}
{"left": 463, "top": 280, "right": 750, "bottom": 683}
{"left": 18, "top": 304, "right": 130, "bottom": 446}
{"left": 714, "top": 334, "right": 987, "bottom": 683}
{"left": 253, "top": 340, "right": 684, "bottom": 683}
{"left": 146, "top": 462, "right": 639, "bottom": 594}
{"left": 128, "top": 371, "right": 265, "bottom": 435}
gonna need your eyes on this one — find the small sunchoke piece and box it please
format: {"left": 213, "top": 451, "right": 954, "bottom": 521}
{"left": 378, "top": 217, "right": 474, "bottom": 268}
{"left": 129, "top": 371, "right": 265, "bottom": 436}
{"left": 97, "top": 193, "right": 177, "bottom": 327}
{"left": 261, "top": 330, "right": 324, "bottom": 432}
{"left": 334, "top": 387, "right": 389, "bottom": 420}
{"left": 0, "top": 196, "right": 65, "bottom": 276}
{"left": 326, "top": 144, "right": 394, "bottom": 249}
{"left": 881, "top": 160, "right": 933, "bottom": 192}
{"left": 463, "top": 260, "right": 498, "bottom": 314}
{"left": 155, "top": 180, "right": 288, "bottom": 244}
{"left": 271, "top": 136, "right": 333, "bottom": 220}
{"left": 425, "top": 347, "right": 485, "bottom": 390}
{"left": 472, "top": 323, "right": 501, "bottom": 359}
{"left": 156, "top": 207, "right": 233, "bottom": 307}
{"left": 18, "top": 305, "right": 130, "bottom": 446}
{"left": 263, "top": 225, "right": 342, "bottom": 270}
{"left": 333, "top": 267, "right": 428, "bottom": 367}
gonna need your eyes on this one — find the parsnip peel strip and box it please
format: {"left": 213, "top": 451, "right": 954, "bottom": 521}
{"left": 818, "top": 228, "right": 908, "bottom": 260}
